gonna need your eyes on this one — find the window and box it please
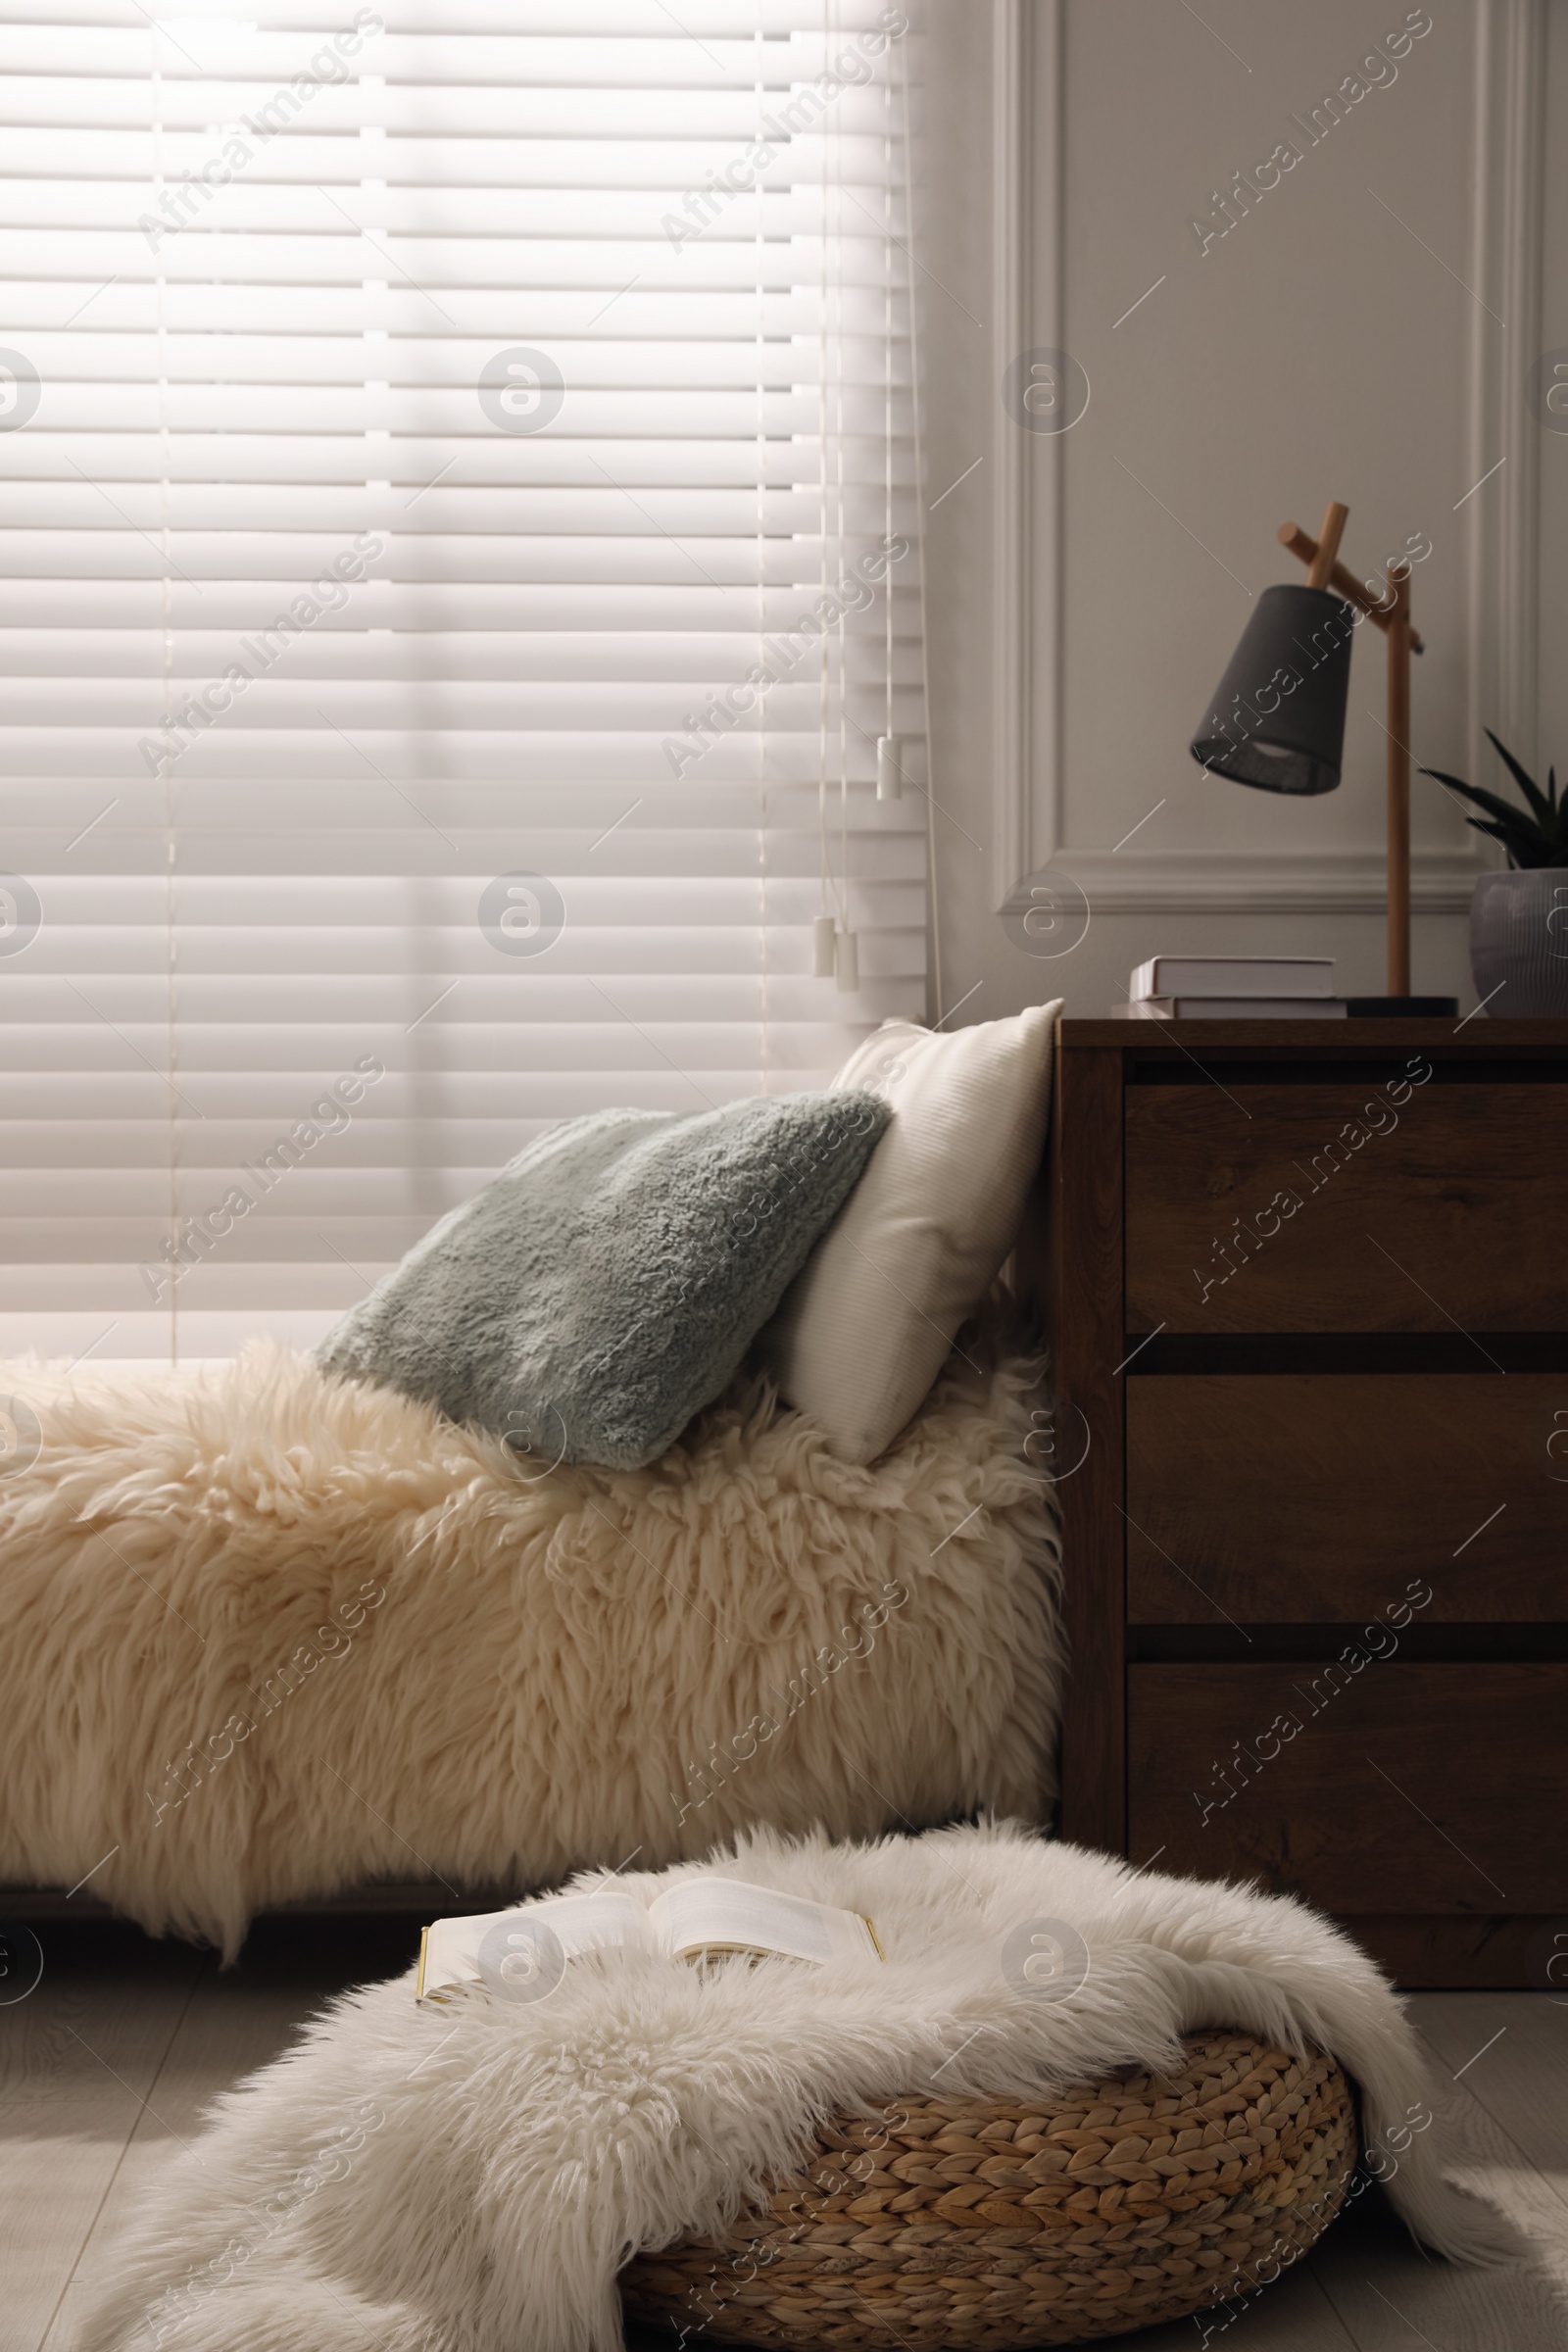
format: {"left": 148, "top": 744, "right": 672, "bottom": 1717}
{"left": 0, "top": 0, "right": 926, "bottom": 1364}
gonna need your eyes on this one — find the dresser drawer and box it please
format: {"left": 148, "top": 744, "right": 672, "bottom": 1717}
{"left": 1125, "top": 1080, "right": 1568, "bottom": 1331}
{"left": 1127, "top": 1663, "right": 1568, "bottom": 1912}
{"left": 1127, "top": 1374, "right": 1568, "bottom": 1622}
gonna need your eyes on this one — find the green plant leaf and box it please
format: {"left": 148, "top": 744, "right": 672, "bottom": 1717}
{"left": 1460, "top": 815, "right": 1541, "bottom": 869}
{"left": 1484, "top": 729, "right": 1552, "bottom": 823}
{"left": 1420, "top": 739, "right": 1564, "bottom": 866}
{"left": 1418, "top": 767, "right": 1539, "bottom": 831}
{"left": 1460, "top": 805, "right": 1544, "bottom": 854}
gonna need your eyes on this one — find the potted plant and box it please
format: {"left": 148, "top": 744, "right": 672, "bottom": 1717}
{"left": 1420, "top": 730, "right": 1568, "bottom": 1015}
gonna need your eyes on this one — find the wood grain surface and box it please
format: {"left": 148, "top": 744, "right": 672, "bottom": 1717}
{"left": 1127, "top": 1662, "right": 1568, "bottom": 1915}
{"left": 1049, "top": 1042, "right": 1126, "bottom": 1854}
{"left": 1124, "top": 1082, "right": 1568, "bottom": 1333}
{"left": 1126, "top": 1373, "right": 1568, "bottom": 1621}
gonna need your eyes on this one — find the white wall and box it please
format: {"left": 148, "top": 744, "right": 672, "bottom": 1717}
{"left": 1541, "top": 0, "right": 1568, "bottom": 772}
{"left": 917, "top": 0, "right": 1554, "bottom": 1023}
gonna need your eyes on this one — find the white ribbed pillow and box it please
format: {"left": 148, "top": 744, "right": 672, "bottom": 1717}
{"left": 761, "top": 1003, "right": 1062, "bottom": 1462}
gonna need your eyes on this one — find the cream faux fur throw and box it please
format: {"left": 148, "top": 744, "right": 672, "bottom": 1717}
{"left": 81, "top": 1820, "right": 1508, "bottom": 2352}
{"left": 0, "top": 1332, "right": 1060, "bottom": 1955}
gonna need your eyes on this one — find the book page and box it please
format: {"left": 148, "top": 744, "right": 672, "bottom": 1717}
{"left": 420, "top": 1889, "right": 652, "bottom": 1999}
{"left": 647, "top": 1878, "right": 879, "bottom": 1965}
{"left": 518, "top": 1890, "right": 654, "bottom": 1956}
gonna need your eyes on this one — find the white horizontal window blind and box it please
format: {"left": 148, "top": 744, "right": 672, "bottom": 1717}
{"left": 0, "top": 0, "right": 929, "bottom": 1366}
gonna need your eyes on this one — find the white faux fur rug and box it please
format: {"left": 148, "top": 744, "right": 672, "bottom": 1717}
{"left": 81, "top": 1821, "right": 1507, "bottom": 2352}
{"left": 0, "top": 1332, "right": 1059, "bottom": 1955}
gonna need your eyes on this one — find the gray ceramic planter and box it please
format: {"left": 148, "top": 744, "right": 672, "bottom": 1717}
{"left": 1470, "top": 867, "right": 1568, "bottom": 1014}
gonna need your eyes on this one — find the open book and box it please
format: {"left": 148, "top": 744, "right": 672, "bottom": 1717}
{"left": 417, "top": 1877, "right": 884, "bottom": 2005}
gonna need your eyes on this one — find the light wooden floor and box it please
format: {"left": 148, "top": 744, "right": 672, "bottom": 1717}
{"left": 6, "top": 1918, "right": 1567, "bottom": 2350}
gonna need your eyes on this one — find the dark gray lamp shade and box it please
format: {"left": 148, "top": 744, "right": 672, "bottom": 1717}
{"left": 1190, "top": 583, "right": 1356, "bottom": 797}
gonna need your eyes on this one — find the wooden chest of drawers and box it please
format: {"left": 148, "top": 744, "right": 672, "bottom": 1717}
{"left": 1047, "top": 1017, "right": 1568, "bottom": 1987}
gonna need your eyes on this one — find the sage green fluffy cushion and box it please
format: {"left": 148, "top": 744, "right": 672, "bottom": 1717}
{"left": 316, "top": 1092, "right": 889, "bottom": 1470}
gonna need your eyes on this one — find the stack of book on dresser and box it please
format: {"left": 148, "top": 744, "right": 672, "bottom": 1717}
{"left": 1114, "top": 956, "right": 1347, "bottom": 1019}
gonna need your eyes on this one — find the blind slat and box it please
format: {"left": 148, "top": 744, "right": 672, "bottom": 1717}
{"left": 0, "top": 0, "right": 928, "bottom": 1360}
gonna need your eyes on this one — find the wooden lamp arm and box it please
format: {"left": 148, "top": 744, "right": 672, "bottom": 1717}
{"left": 1278, "top": 520, "right": 1425, "bottom": 653}
{"left": 1385, "top": 563, "right": 1412, "bottom": 1000}
{"left": 1303, "top": 500, "right": 1349, "bottom": 588}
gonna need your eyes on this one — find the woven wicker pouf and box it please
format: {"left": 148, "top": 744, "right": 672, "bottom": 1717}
{"left": 620, "top": 2032, "right": 1355, "bottom": 2349}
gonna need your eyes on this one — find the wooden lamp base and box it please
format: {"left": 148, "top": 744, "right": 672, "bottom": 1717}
{"left": 1347, "top": 995, "right": 1459, "bottom": 1016}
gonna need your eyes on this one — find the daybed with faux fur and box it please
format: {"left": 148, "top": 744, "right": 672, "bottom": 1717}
{"left": 0, "top": 1322, "right": 1060, "bottom": 1957}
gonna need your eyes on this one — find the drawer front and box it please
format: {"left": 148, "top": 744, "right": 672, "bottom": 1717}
{"left": 1127, "top": 1374, "right": 1568, "bottom": 1622}
{"left": 1128, "top": 1664, "right": 1568, "bottom": 1912}
{"left": 1125, "top": 1081, "right": 1568, "bottom": 1331}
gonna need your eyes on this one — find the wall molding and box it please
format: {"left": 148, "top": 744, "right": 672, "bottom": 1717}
{"left": 992, "top": 0, "right": 1544, "bottom": 918}
{"left": 1465, "top": 0, "right": 1546, "bottom": 786}
{"left": 1049, "top": 847, "right": 1483, "bottom": 916}
{"left": 988, "top": 0, "right": 1024, "bottom": 906}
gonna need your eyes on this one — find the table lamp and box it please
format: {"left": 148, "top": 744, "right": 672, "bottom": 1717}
{"left": 1189, "top": 498, "right": 1456, "bottom": 1016}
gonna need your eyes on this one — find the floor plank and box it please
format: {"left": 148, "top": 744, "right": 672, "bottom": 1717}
{"left": 43, "top": 1915, "right": 421, "bottom": 2351}
{"left": 44, "top": 1968, "right": 331, "bottom": 2346}
{"left": 1310, "top": 2194, "right": 1566, "bottom": 2352}
{"left": 1312, "top": 1993, "right": 1568, "bottom": 2351}
{"left": 1413, "top": 1989, "right": 1568, "bottom": 2191}
{"left": 0, "top": 1924, "right": 204, "bottom": 2352}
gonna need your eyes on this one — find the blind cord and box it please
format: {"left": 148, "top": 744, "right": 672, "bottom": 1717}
{"left": 755, "top": 9, "right": 769, "bottom": 1093}
{"left": 151, "top": 31, "right": 179, "bottom": 1366}
{"left": 898, "top": 10, "right": 943, "bottom": 1023}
